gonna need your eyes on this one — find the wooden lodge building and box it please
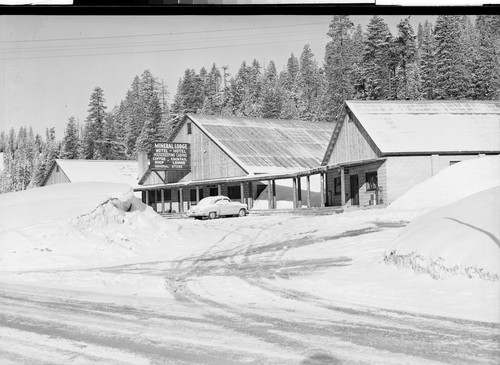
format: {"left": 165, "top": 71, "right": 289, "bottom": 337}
{"left": 135, "top": 100, "right": 500, "bottom": 213}
{"left": 137, "top": 113, "right": 334, "bottom": 212}
{"left": 40, "top": 101, "right": 494, "bottom": 213}
{"left": 322, "top": 100, "right": 500, "bottom": 207}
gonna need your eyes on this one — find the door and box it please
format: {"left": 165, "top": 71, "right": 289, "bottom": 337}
{"left": 216, "top": 198, "right": 232, "bottom": 216}
{"left": 350, "top": 174, "right": 359, "bottom": 206}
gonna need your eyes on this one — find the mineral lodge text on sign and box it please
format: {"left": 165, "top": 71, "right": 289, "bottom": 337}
{"left": 152, "top": 142, "right": 189, "bottom": 170}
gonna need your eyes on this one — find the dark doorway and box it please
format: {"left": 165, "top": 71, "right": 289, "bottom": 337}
{"left": 209, "top": 187, "right": 218, "bottom": 196}
{"left": 350, "top": 174, "right": 359, "bottom": 206}
{"left": 227, "top": 185, "right": 241, "bottom": 200}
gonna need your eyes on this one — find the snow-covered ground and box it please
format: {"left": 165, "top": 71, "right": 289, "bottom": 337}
{"left": 0, "top": 157, "right": 499, "bottom": 364}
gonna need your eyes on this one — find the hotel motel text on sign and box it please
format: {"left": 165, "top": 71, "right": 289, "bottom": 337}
{"left": 150, "top": 142, "right": 190, "bottom": 171}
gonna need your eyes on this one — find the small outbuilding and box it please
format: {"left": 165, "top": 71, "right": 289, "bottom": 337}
{"left": 42, "top": 159, "right": 139, "bottom": 187}
{"left": 322, "top": 100, "right": 500, "bottom": 206}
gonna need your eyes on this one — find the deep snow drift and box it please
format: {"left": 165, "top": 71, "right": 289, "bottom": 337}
{"left": 385, "top": 186, "right": 500, "bottom": 280}
{"left": 385, "top": 156, "right": 500, "bottom": 280}
{"left": 389, "top": 155, "right": 500, "bottom": 211}
{"left": 0, "top": 182, "right": 177, "bottom": 271}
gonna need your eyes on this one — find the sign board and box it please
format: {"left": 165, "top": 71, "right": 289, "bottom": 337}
{"left": 150, "top": 142, "right": 190, "bottom": 171}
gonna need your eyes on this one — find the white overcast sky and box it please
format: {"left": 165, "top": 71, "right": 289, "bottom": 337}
{"left": 1, "top": 14, "right": 439, "bottom": 137}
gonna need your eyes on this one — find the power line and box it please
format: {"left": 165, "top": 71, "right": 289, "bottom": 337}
{"left": 3, "top": 27, "right": 328, "bottom": 54}
{"left": 1, "top": 36, "right": 328, "bottom": 60}
{"left": 0, "top": 21, "right": 330, "bottom": 44}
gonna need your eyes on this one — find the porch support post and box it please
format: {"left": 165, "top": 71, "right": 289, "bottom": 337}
{"left": 248, "top": 181, "right": 253, "bottom": 209}
{"left": 240, "top": 182, "right": 245, "bottom": 204}
{"left": 292, "top": 177, "right": 298, "bottom": 209}
{"left": 161, "top": 189, "right": 165, "bottom": 213}
{"left": 306, "top": 175, "right": 311, "bottom": 208}
{"left": 320, "top": 173, "right": 325, "bottom": 208}
{"left": 272, "top": 180, "right": 277, "bottom": 209}
{"left": 145, "top": 190, "right": 149, "bottom": 205}
{"left": 179, "top": 188, "right": 184, "bottom": 213}
{"left": 297, "top": 177, "right": 302, "bottom": 208}
{"left": 268, "top": 180, "right": 272, "bottom": 210}
{"left": 217, "top": 184, "right": 222, "bottom": 195}
{"left": 340, "top": 167, "right": 346, "bottom": 206}
{"left": 196, "top": 186, "right": 200, "bottom": 204}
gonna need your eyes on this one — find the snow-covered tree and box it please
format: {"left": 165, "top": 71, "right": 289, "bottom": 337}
{"left": 363, "top": 16, "right": 397, "bottom": 100}
{"left": 394, "top": 17, "right": 418, "bottom": 99}
{"left": 419, "top": 20, "right": 437, "bottom": 99}
{"left": 60, "top": 117, "right": 79, "bottom": 159}
{"left": 434, "top": 15, "right": 468, "bottom": 99}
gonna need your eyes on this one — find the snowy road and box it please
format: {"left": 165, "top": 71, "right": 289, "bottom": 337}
{"left": 1, "top": 215, "right": 499, "bottom": 364}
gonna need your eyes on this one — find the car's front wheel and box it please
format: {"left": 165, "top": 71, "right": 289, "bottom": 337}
{"left": 208, "top": 211, "right": 217, "bottom": 219}
{"left": 238, "top": 209, "right": 247, "bottom": 217}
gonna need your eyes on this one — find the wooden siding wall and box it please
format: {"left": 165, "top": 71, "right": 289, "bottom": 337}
{"left": 174, "top": 120, "right": 247, "bottom": 181}
{"left": 44, "top": 165, "right": 70, "bottom": 185}
{"left": 326, "top": 161, "right": 386, "bottom": 207}
{"left": 328, "top": 115, "right": 378, "bottom": 165}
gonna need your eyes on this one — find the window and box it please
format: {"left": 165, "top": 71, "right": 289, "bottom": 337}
{"left": 365, "top": 172, "right": 378, "bottom": 191}
{"left": 449, "top": 161, "right": 461, "bottom": 166}
{"left": 209, "top": 187, "right": 218, "bottom": 196}
{"left": 227, "top": 185, "right": 241, "bottom": 200}
{"left": 189, "top": 188, "right": 204, "bottom": 202}
{"left": 334, "top": 177, "right": 341, "bottom": 195}
{"left": 56, "top": 165, "right": 60, "bottom": 172}
{"left": 187, "top": 122, "right": 192, "bottom": 135}
{"left": 162, "top": 189, "right": 172, "bottom": 201}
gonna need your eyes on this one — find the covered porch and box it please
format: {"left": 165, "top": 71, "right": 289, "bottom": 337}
{"left": 134, "top": 158, "right": 385, "bottom": 214}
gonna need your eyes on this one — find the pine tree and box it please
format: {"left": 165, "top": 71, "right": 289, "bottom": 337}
{"left": 434, "top": 15, "right": 468, "bottom": 99}
{"left": 279, "top": 54, "right": 301, "bottom": 119}
{"left": 31, "top": 127, "right": 59, "bottom": 187}
{"left": 100, "top": 110, "right": 128, "bottom": 159}
{"left": 136, "top": 87, "right": 162, "bottom": 153}
{"left": 351, "top": 24, "right": 366, "bottom": 99}
{"left": 200, "top": 63, "right": 223, "bottom": 115}
{"left": 297, "top": 44, "right": 322, "bottom": 121}
{"left": 60, "top": 116, "right": 79, "bottom": 159}
{"left": 124, "top": 76, "right": 144, "bottom": 157}
{"left": 394, "top": 17, "right": 418, "bottom": 99}
{"left": 80, "top": 87, "right": 107, "bottom": 159}
{"left": 363, "top": 16, "right": 396, "bottom": 100}
{"left": 323, "top": 15, "right": 356, "bottom": 120}
{"left": 473, "top": 15, "right": 500, "bottom": 99}
{"left": 420, "top": 20, "right": 437, "bottom": 99}
{"left": 261, "top": 60, "right": 282, "bottom": 118}
{"left": 0, "top": 131, "right": 5, "bottom": 152}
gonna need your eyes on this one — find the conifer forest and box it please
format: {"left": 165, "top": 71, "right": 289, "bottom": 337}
{"left": 1, "top": 15, "right": 499, "bottom": 193}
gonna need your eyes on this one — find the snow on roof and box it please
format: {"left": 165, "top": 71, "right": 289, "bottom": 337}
{"left": 55, "top": 159, "right": 139, "bottom": 187}
{"left": 346, "top": 100, "right": 500, "bottom": 154}
{"left": 186, "top": 114, "right": 335, "bottom": 174}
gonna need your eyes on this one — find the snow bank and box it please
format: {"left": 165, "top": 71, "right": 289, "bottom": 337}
{"left": 385, "top": 186, "right": 500, "bottom": 280}
{"left": 389, "top": 155, "right": 500, "bottom": 211}
{"left": 0, "top": 182, "right": 175, "bottom": 271}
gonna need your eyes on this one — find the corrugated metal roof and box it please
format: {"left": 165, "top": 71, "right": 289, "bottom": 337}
{"left": 346, "top": 100, "right": 500, "bottom": 154}
{"left": 55, "top": 159, "right": 139, "bottom": 187}
{"left": 187, "top": 114, "right": 334, "bottom": 173}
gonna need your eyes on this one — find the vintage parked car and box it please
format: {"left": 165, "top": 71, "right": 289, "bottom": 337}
{"left": 187, "top": 195, "right": 248, "bottom": 220}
